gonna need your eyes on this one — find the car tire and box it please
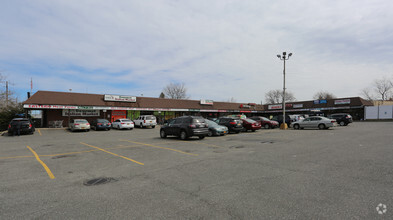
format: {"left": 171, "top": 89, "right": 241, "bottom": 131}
{"left": 252, "top": 130, "right": 256, "bottom": 132}
{"left": 264, "top": 124, "right": 270, "bottom": 129}
{"left": 199, "top": 136, "right": 205, "bottom": 140}
{"left": 339, "top": 121, "right": 345, "bottom": 126}
{"left": 208, "top": 130, "right": 213, "bottom": 137}
{"left": 318, "top": 124, "right": 325, "bottom": 130}
{"left": 235, "top": 131, "right": 240, "bottom": 134}
{"left": 160, "top": 129, "right": 167, "bottom": 138}
{"left": 180, "top": 130, "right": 187, "bottom": 140}
{"left": 294, "top": 124, "right": 300, "bottom": 130}
{"left": 152, "top": 126, "right": 155, "bottom": 128}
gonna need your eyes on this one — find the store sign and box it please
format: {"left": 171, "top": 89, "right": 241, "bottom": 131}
{"left": 62, "top": 109, "right": 100, "bottom": 117}
{"left": 268, "top": 104, "right": 282, "bottom": 110}
{"left": 334, "top": 99, "right": 351, "bottom": 105}
{"left": 104, "top": 94, "right": 136, "bottom": 102}
{"left": 293, "top": 104, "right": 303, "bottom": 108}
{"left": 286, "top": 103, "right": 293, "bottom": 108}
{"left": 314, "top": 100, "right": 327, "bottom": 104}
{"left": 240, "top": 104, "right": 251, "bottom": 108}
{"left": 200, "top": 99, "right": 214, "bottom": 105}
{"left": 23, "top": 104, "right": 78, "bottom": 109}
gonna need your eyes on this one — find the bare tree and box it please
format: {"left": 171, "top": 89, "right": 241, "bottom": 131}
{"left": 360, "top": 87, "right": 375, "bottom": 101}
{"left": 226, "top": 97, "right": 236, "bottom": 103}
{"left": 265, "top": 89, "right": 296, "bottom": 104}
{"left": 374, "top": 77, "right": 393, "bottom": 101}
{"left": 162, "top": 82, "right": 189, "bottom": 99}
{"left": 313, "top": 91, "right": 336, "bottom": 100}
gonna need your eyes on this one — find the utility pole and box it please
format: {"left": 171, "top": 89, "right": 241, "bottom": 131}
{"left": 277, "top": 52, "right": 293, "bottom": 130}
{"left": 5, "top": 81, "right": 8, "bottom": 107}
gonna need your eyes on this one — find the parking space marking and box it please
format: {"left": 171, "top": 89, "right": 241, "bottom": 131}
{"left": 120, "top": 139, "right": 198, "bottom": 156}
{"left": 162, "top": 140, "right": 223, "bottom": 148}
{"left": 37, "top": 129, "right": 42, "bottom": 136}
{"left": 0, "top": 145, "right": 141, "bottom": 160}
{"left": 26, "top": 146, "right": 55, "bottom": 179}
{"left": 80, "top": 142, "right": 144, "bottom": 165}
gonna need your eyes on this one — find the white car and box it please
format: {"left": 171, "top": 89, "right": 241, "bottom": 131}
{"left": 112, "top": 119, "right": 134, "bottom": 130}
{"left": 292, "top": 116, "right": 337, "bottom": 130}
{"left": 69, "top": 119, "right": 90, "bottom": 132}
{"left": 133, "top": 115, "right": 157, "bottom": 128}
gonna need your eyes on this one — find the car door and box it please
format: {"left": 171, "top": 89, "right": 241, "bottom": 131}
{"left": 301, "top": 118, "right": 311, "bottom": 128}
{"left": 170, "top": 118, "right": 183, "bottom": 135}
{"left": 309, "top": 117, "right": 321, "bottom": 128}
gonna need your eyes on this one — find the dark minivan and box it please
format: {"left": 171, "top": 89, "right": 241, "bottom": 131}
{"left": 8, "top": 118, "right": 35, "bottom": 136}
{"left": 160, "top": 116, "right": 209, "bottom": 140}
{"left": 329, "top": 113, "right": 353, "bottom": 126}
{"left": 216, "top": 117, "right": 243, "bottom": 133}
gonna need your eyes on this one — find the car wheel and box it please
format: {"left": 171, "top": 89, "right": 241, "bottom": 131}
{"left": 252, "top": 130, "right": 256, "bottom": 132}
{"left": 318, "top": 124, "right": 326, "bottom": 130}
{"left": 86, "top": 129, "right": 90, "bottom": 132}
{"left": 152, "top": 126, "right": 155, "bottom": 128}
{"left": 264, "top": 124, "right": 270, "bottom": 129}
{"left": 208, "top": 130, "right": 213, "bottom": 137}
{"left": 180, "top": 130, "right": 187, "bottom": 140}
{"left": 160, "top": 129, "right": 167, "bottom": 138}
{"left": 294, "top": 124, "right": 300, "bottom": 130}
{"left": 235, "top": 131, "right": 240, "bottom": 134}
{"left": 199, "top": 136, "right": 205, "bottom": 139}
{"left": 339, "top": 121, "right": 345, "bottom": 126}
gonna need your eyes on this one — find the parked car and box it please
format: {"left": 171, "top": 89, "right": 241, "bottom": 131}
{"left": 205, "top": 119, "right": 228, "bottom": 136}
{"left": 249, "top": 116, "right": 279, "bottom": 129}
{"left": 271, "top": 115, "right": 292, "bottom": 127}
{"left": 8, "top": 118, "right": 35, "bottom": 136}
{"left": 90, "top": 119, "right": 111, "bottom": 131}
{"left": 292, "top": 116, "right": 337, "bottom": 130}
{"left": 69, "top": 119, "right": 90, "bottom": 132}
{"left": 216, "top": 117, "right": 243, "bottom": 133}
{"left": 160, "top": 116, "right": 209, "bottom": 140}
{"left": 133, "top": 115, "right": 157, "bottom": 128}
{"left": 241, "top": 118, "right": 261, "bottom": 132}
{"left": 112, "top": 119, "right": 134, "bottom": 130}
{"left": 328, "top": 113, "right": 353, "bottom": 126}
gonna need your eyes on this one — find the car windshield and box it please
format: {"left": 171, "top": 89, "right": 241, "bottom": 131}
{"left": 206, "top": 119, "right": 218, "bottom": 127}
{"left": 145, "top": 116, "right": 155, "bottom": 120}
{"left": 244, "top": 118, "right": 256, "bottom": 123}
{"left": 75, "top": 120, "right": 88, "bottom": 123}
{"left": 192, "top": 118, "right": 205, "bottom": 123}
{"left": 261, "top": 117, "right": 270, "bottom": 121}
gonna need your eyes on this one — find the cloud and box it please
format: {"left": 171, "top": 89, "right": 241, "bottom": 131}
{"left": 1, "top": 0, "right": 393, "bottom": 102}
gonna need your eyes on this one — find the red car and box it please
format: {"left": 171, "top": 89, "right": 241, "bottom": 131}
{"left": 249, "top": 116, "right": 279, "bottom": 129}
{"left": 241, "top": 118, "right": 261, "bottom": 132}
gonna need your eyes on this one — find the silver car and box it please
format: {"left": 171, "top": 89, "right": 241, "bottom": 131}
{"left": 69, "top": 119, "right": 90, "bottom": 132}
{"left": 292, "top": 116, "right": 337, "bottom": 130}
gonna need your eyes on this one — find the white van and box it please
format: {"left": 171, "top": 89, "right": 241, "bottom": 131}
{"left": 133, "top": 115, "right": 157, "bottom": 128}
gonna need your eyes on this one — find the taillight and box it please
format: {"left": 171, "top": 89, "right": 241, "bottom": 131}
{"left": 331, "top": 120, "right": 336, "bottom": 123}
{"left": 8, "top": 124, "right": 11, "bottom": 128}
{"left": 74, "top": 123, "right": 80, "bottom": 125}
{"left": 86, "top": 123, "right": 90, "bottom": 125}
{"left": 346, "top": 116, "right": 350, "bottom": 118}
{"left": 229, "top": 121, "right": 236, "bottom": 125}
{"left": 97, "top": 123, "right": 102, "bottom": 125}
{"left": 144, "top": 120, "right": 146, "bottom": 123}
{"left": 29, "top": 124, "right": 32, "bottom": 128}
{"left": 108, "top": 123, "right": 111, "bottom": 126}
{"left": 121, "top": 123, "right": 125, "bottom": 124}
{"left": 189, "top": 124, "right": 196, "bottom": 128}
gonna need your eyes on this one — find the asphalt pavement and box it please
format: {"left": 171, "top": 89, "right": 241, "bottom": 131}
{"left": 0, "top": 122, "right": 392, "bottom": 219}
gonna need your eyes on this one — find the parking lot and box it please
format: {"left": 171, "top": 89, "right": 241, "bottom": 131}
{"left": 1, "top": 122, "right": 392, "bottom": 219}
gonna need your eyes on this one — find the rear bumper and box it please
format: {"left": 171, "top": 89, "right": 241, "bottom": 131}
{"left": 190, "top": 128, "right": 209, "bottom": 136}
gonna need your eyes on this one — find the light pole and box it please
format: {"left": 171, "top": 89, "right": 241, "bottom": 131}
{"left": 277, "top": 52, "right": 292, "bottom": 129}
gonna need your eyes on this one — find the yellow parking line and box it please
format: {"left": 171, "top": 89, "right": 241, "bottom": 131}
{"left": 26, "top": 146, "right": 55, "bottom": 179}
{"left": 120, "top": 139, "right": 198, "bottom": 156}
{"left": 37, "top": 129, "right": 42, "bottom": 136}
{"left": 80, "top": 142, "right": 144, "bottom": 165}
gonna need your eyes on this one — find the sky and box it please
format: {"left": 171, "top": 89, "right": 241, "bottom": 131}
{"left": 1, "top": 0, "right": 393, "bottom": 104}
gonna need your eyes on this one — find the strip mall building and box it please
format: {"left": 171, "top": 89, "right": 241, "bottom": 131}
{"left": 23, "top": 91, "right": 373, "bottom": 127}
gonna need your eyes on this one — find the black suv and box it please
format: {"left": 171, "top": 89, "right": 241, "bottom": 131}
{"left": 8, "top": 118, "right": 35, "bottom": 136}
{"left": 90, "top": 119, "right": 111, "bottom": 131}
{"left": 160, "top": 116, "right": 209, "bottom": 140}
{"left": 271, "top": 115, "right": 292, "bottom": 127}
{"left": 216, "top": 117, "right": 243, "bottom": 133}
{"left": 329, "top": 113, "right": 353, "bottom": 126}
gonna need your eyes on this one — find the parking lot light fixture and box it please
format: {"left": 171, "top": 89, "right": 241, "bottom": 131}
{"left": 277, "top": 52, "right": 293, "bottom": 130}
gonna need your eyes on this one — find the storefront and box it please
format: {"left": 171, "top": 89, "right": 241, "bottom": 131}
{"left": 23, "top": 91, "right": 264, "bottom": 127}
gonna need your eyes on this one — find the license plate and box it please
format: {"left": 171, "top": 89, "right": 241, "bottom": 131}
{"left": 81, "top": 127, "right": 85, "bottom": 129}
{"left": 127, "top": 123, "right": 130, "bottom": 125}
